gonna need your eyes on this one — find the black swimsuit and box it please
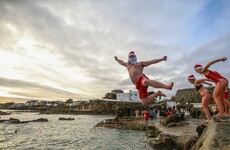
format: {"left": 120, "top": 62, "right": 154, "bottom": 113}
{"left": 195, "top": 85, "right": 203, "bottom": 90}
{"left": 195, "top": 84, "right": 212, "bottom": 96}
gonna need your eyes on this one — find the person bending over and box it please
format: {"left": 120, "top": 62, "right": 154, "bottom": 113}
{"left": 187, "top": 75, "right": 212, "bottom": 123}
{"left": 194, "top": 57, "right": 229, "bottom": 117}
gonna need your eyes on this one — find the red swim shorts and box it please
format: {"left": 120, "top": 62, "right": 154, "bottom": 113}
{"left": 136, "top": 74, "right": 149, "bottom": 99}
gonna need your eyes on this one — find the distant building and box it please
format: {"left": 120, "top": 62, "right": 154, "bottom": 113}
{"left": 166, "top": 100, "right": 176, "bottom": 109}
{"left": 116, "top": 90, "right": 140, "bottom": 103}
{"left": 25, "top": 100, "right": 39, "bottom": 106}
{"left": 190, "top": 103, "right": 202, "bottom": 108}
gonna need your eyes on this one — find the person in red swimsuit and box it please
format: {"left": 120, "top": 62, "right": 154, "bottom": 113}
{"left": 194, "top": 57, "right": 229, "bottom": 117}
{"left": 187, "top": 75, "right": 212, "bottom": 123}
{"left": 115, "top": 51, "right": 174, "bottom": 106}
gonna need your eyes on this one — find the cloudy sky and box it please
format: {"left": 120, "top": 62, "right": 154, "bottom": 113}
{"left": 0, "top": 0, "right": 230, "bottom": 103}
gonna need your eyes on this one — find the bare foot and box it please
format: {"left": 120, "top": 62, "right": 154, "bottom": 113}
{"left": 157, "top": 90, "right": 166, "bottom": 97}
{"left": 204, "top": 120, "right": 210, "bottom": 123}
{"left": 215, "top": 113, "right": 225, "bottom": 117}
{"left": 167, "top": 82, "right": 174, "bottom": 90}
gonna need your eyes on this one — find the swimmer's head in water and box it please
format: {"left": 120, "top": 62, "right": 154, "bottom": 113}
{"left": 128, "top": 51, "right": 137, "bottom": 64}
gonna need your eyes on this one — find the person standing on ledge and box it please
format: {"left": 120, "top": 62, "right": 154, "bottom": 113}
{"left": 194, "top": 57, "right": 229, "bottom": 117}
{"left": 187, "top": 75, "right": 212, "bottom": 123}
{"left": 114, "top": 51, "right": 173, "bottom": 106}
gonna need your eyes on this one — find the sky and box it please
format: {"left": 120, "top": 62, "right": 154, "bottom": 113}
{"left": 0, "top": 0, "right": 230, "bottom": 103}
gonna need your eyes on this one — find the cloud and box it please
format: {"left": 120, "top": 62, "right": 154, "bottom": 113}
{"left": 0, "top": 0, "right": 230, "bottom": 102}
{"left": 0, "top": 77, "right": 78, "bottom": 99}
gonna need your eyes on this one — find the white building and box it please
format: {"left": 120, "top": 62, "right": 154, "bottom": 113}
{"left": 25, "top": 100, "right": 39, "bottom": 106}
{"left": 166, "top": 100, "right": 176, "bottom": 109}
{"left": 116, "top": 90, "right": 140, "bottom": 103}
{"left": 190, "top": 103, "right": 202, "bottom": 108}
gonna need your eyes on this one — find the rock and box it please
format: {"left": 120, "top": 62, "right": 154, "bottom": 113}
{"left": 95, "top": 118, "right": 148, "bottom": 131}
{"left": 167, "top": 123, "right": 176, "bottom": 127}
{"left": 173, "top": 135, "right": 198, "bottom": 150}
{"left": 176, "top": 122, "right": 184, "bottom": 127}
{"left": 149, "top": 133, "right": 173, "bottom": 150}
{"left": 161, "top": 114, "right": 183, "bottom": 127}
{"left": 0, "top": 118, "right": 48, "bottom": 124}
{"left": 159, "top": 133, "right": 173, "bottom": 149}
{"left": 59, "top": 117, "right": 75, "bottom": 121}
{"left": 147, "top": 125, "right": 162, "bottom": 138}
{"left": 31, "top": 118, "right": 48, "bottom": 122}
{"left": 8, "top": 118, "right": 20, "bottom": 124}
{"left": 0, "top": 111, "right": 10, "bottom": 115}
{"left": 196, "top": 123, "right": 207, "bottom": 137}
{"left": 149, "top": 133, "right": 198, "bottom": 150}
{"left": 191, "top": 115, "right": 230, "bottom": 150}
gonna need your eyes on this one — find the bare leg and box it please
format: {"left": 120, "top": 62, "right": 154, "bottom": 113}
{"left": 143, "top": 79, "right": 173, "bottom": 90}
{"left": 213, "top": 80, "right": 227, "bottom": 116}
{"left": 223, "top": 99, "right": 230, "bottom": 107}
{"left": 140, "top": 91, "right": 166, "bottom": 106}
{"left": 202, "top": 94, "right": 211, "bottom": 122}
{"left": 223, "top": 99, "right": 230, "bottom": 114}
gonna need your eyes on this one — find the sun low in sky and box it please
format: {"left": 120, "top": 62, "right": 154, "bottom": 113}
{"left": 0, "top": 0, "right": 230, "bottom": 103}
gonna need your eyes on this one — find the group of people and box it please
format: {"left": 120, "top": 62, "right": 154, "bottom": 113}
{"left": 135, "top": 109, "right": 159, "bottom": 120}
{"left": 187, "top": 57, "right": 229, "bottom": 122}
{"left": 115, "top": 51, "right": 229, "bottom": 123}
{"left": 160, "top": 105, "right": 191, "bottom": 121}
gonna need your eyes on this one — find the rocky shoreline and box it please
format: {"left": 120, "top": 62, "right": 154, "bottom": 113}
{"left": 0, "top": 117, "right": 48, "bottom": 124}
{"left": 1, "top": 109, "right": 229, "bottom": 149}
{"left": 94, "top": 115, "right": 230, "bottom": 150}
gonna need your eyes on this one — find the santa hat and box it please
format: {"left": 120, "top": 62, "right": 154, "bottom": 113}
{"left": 128, "top": 51, "right": 136, "bottom": 57}
{"left": 194, "top": 64, "right": 203, "bottom": 70}
{"left": 187, "top": 75, "right": 195, "bottom": 80}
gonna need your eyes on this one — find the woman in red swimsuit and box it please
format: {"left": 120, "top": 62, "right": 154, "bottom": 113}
{"left": 187, "top": 75, "right": 212, "bottom": 123}
{"left": 194, "top": 57, "right": 229, "bottom": 117}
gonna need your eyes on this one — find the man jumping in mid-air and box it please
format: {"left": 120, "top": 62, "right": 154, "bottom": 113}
{"left": 115, "top": 51, "right": 174, "bottom": 106}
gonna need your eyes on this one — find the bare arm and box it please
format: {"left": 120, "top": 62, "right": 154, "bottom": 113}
{"left": 195, "top": 78, "right": 213, "bottom": 86}
{"left": 201, "top": 57, "right": 227, "bottom": 73}
{"left": 140, "top": 56, "right": 167, "bottom": 67}
{"left": 202, "top": 81, "right": 212, "bottom": 86}
{"left": 114, "top": 56, "right": 127, "bottom": 67}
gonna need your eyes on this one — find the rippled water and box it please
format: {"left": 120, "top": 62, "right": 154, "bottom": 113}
{"left": 0, "top": 111, "right": 152, "bottom": 150}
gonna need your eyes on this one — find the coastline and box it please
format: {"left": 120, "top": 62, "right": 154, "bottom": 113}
{"left": 93, "top": 116, "right": 205, "bottom": 150}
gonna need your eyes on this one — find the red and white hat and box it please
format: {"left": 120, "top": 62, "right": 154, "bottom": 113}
{"left": 128, "top": 51, "right": 136, "bottom": 57}
{"left": 194, "top": 64, "right": 203, "bottom": 70}
{"left": 187, "top": 75, "right": 195, "bottom": 80}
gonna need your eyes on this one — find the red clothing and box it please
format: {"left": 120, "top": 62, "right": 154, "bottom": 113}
{"left": 224, "top": 91, "right": 229, "bottom": 99}
{"left": 136, "top": 74, "right": 149, "bottom": 99}
{"left": 144, "top": 111, "right": 150, "bottom": 120}
{"left": 204, "top": 70, "right": 227, "bottom": 84}
{"left": 166, "top": 111, "right": 171, "bottom": 116}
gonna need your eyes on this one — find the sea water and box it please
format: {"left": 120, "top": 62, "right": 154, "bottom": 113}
{"left": 0, "top": 111, "right": 152, "bottom": 150}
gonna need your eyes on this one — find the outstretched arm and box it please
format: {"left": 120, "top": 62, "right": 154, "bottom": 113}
{"left": 202, "top": 81, "right": 212, "bottom": 86}
{"left": 114, "top": 56, "right": 127, "bottom": 67}
{"left": 202, "top": 57, "right": 227, "bottom": 73}
{"left": 195, "top": 78, "right": 213, "bottom": 86}
{"left": 140, "top": 56, "right": 167, "bottom": 67}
